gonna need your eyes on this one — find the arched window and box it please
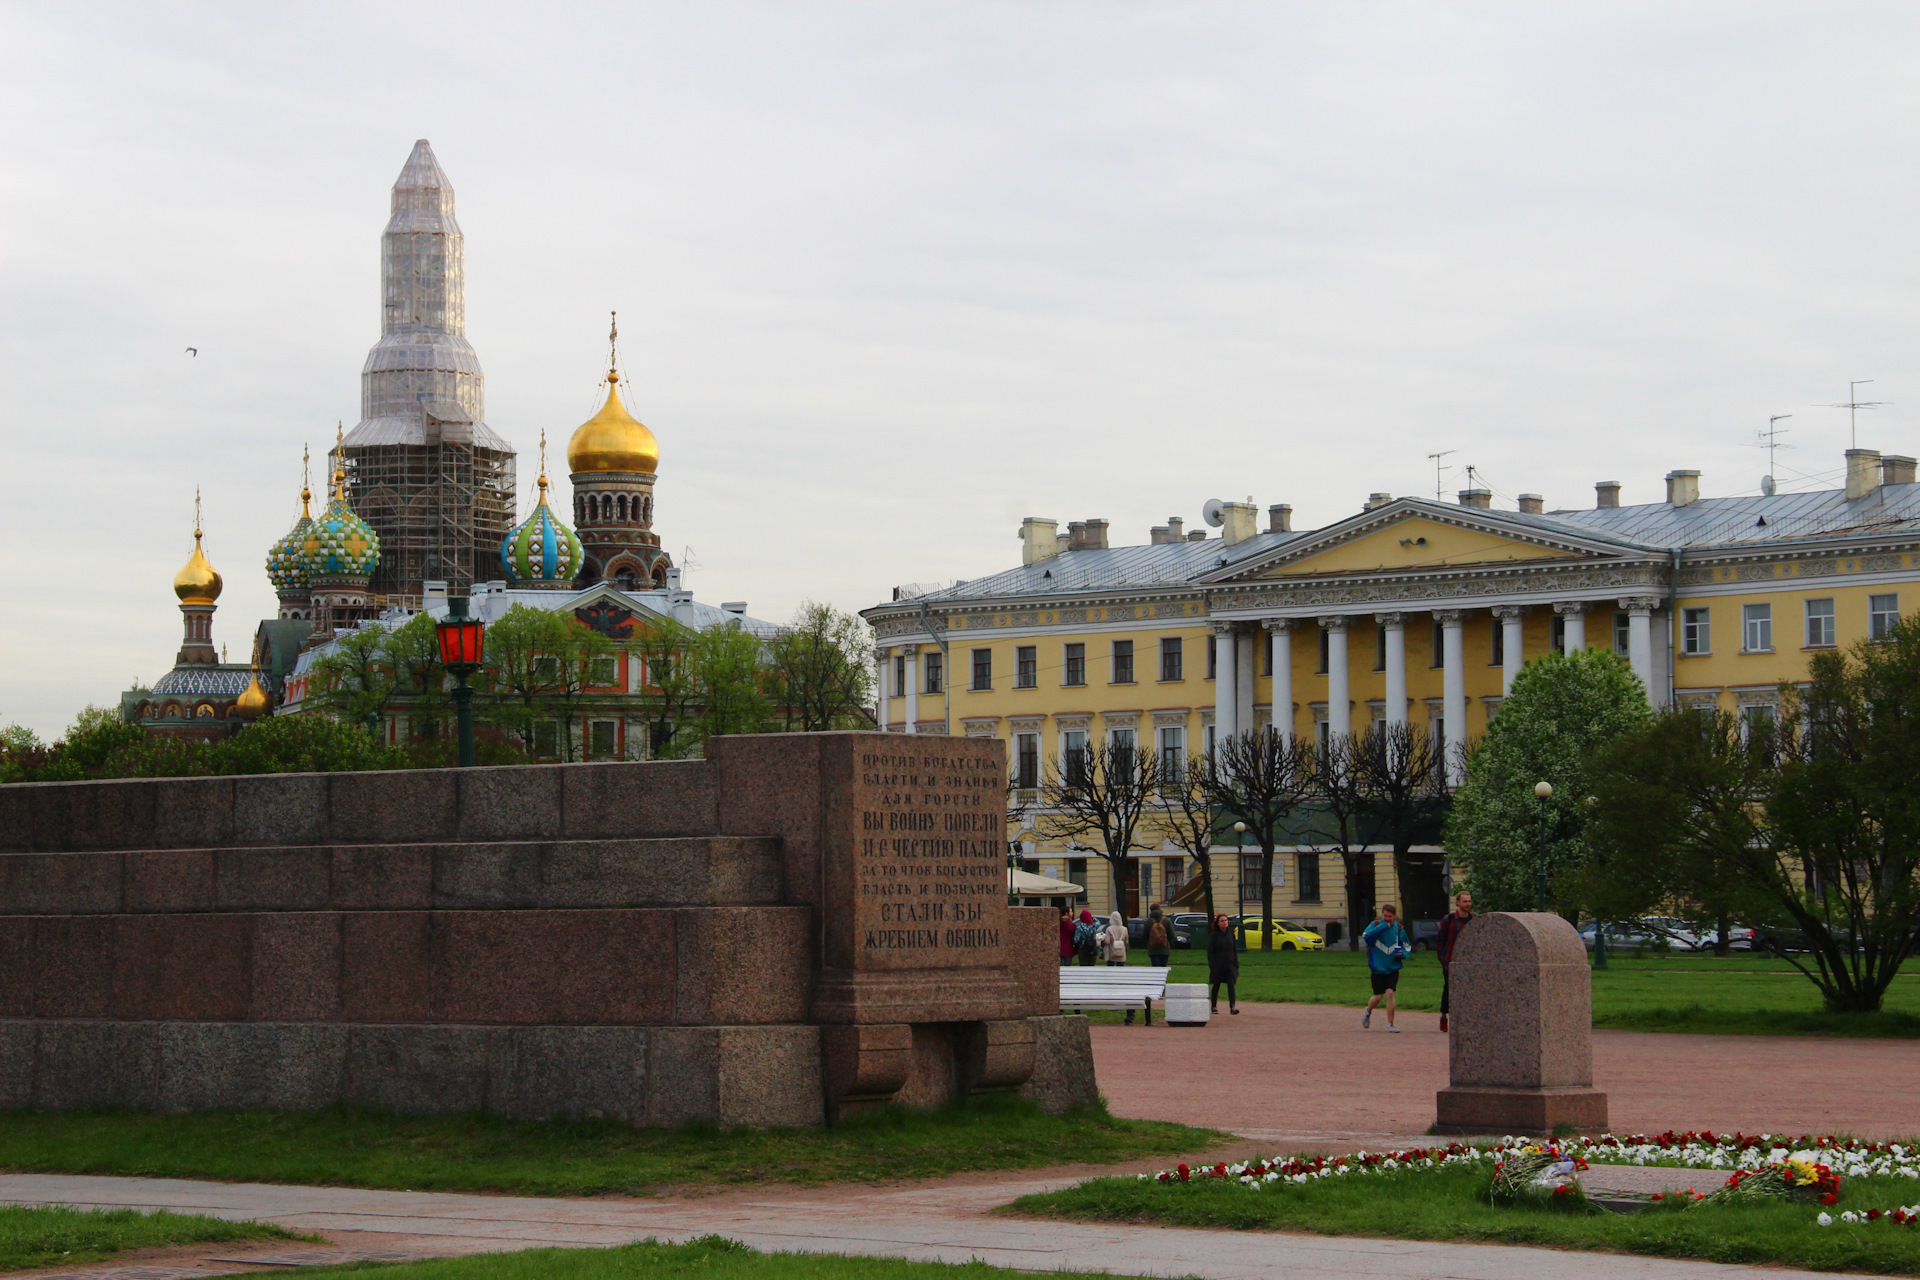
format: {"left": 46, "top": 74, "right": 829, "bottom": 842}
{"left": 616, "top": 495, "right": 627, "bottom": 522}
{"left": 602, "top": 494, "right": 613, "bottom": 521}
{"left": 652, "top": 563, "right": 668, "bottom": 587}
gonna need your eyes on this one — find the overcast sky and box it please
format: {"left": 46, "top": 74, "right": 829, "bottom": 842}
{"left": 4, "top": 3, "right": 1919, "bottom": 736}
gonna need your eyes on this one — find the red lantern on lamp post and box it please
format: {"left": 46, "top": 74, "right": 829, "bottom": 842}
{"left": 436, "top": 596, "right": 486, "bottom": 767}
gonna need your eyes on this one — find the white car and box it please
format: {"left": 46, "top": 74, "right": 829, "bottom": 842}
{"left": 1582, "top": 918, "right": 1752, "bottom": 951}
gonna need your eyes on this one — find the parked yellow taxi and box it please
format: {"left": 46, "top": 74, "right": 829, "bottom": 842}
{"left": 1236, "top": 917, "right": 1326, "bottom": 951}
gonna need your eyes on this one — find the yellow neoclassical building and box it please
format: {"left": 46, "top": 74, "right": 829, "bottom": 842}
{"left": 863, "top": 449, "right": 1920, "bottom": 941}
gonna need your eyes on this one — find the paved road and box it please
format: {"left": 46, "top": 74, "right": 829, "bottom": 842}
{"left": 1089, "top": 1001, "right": 1920, "bottom": 1146}
{"left": 0, "top": 1172, "right": 1879, "bottom": 1280}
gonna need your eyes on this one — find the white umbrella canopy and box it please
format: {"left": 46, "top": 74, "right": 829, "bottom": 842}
{"left": 1009, "top": 868, "right": 1081, "bottom": 895}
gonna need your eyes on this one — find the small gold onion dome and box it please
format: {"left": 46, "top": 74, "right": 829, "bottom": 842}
{"left": 567, "top": 375, "right": 659, "bottom": 475}
{"left": 234, "top": 667, "right": 270, "bottom": 720}
{"left": 174, "top": 531, "right": 223, "bottom": 604}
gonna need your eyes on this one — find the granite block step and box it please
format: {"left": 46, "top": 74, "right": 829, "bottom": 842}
{"left": 0, "top": 835, "right": 784, "bottom": 914}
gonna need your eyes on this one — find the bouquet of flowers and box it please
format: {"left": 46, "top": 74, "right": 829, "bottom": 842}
{"left": 1702, "top": 1158, "right": 1841, "bottom": 1207}
{"left": 1488, "top": 1142, "right": 1591, "bottom": 1210}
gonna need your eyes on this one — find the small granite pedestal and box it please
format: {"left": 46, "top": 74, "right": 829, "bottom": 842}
{"left": 1434, "top": 911, "right": 1608, "bottom": 1136}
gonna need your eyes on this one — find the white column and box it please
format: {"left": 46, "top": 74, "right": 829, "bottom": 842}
{"left": 1265, "top": 619, "right": 1294, "bottom": 740}
{"left": 875, "top": 647, "right": 890, "bottom": 731}
{"left": 1236, "top": 631, "right": 1257, "bottom": 735}
{"left": 1622, "top": 596, "right": 1657, "bottom": 703}
{"left": 903, "top": 644, "right": 919, "bottom": 734}
{"left": 1375, "top": 612, "right": 1406, "bottom": 728}
{"left": 1493, "top": 605, "right": 1526, "bottom": 695}
{"left": 1212, "top": 623, "right": 1237, "bottom": 744}
{"left": 1555, "top": 601, "right": 1587, "bottom": 652}
{"left": 1321, "top": 615, "right": 1350, "bottom": 739}
{"left": 1436, "top": 610, "right": 1467, "bottom": 784}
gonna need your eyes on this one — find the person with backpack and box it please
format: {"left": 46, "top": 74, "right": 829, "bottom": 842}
{"left": 1361, "top": 902, "right": 1411, "bottom": 1033}
{"left": 1146, "top": 906, "right": 1171, "bottom": 968}
{"left": 1057, "top": 904, "right": 1076, "bottom": 967}
{"left": 1102, "top": 909, "right": 1135, "bottom": 1023}
{"left": 1207, "top": 913, "right": 1240, "bottom": 1015}
{"left": 1072, "top": 908, "right": 1101, "bottom": 966}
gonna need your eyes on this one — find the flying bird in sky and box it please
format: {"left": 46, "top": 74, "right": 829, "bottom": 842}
{"left": 185, "top": 347, "right": 197, "bottom": 356}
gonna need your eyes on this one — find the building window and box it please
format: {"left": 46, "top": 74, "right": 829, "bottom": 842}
{"left": 1614, "top": 612, "right": 1631, "bottom": 655}
{"left": 1137, "top": 860, "right": 1154, "bottom": 901}
{"left": 1016, "top": 645, "right": 1038, "bottom": 688}
{"left": 1295, "top": 852, "right": 1321, "bottom": 903}
{"left": 1014, "top": 732, "right": 1040, "bottom": 788}
{"left": 971, "top": 648, "right": 992, "bottom": 690}
{"left": 588, "top": 719, "right": 617, "bottom": 759}
{"left": 534, "top": 720, "right": 560, "bottom": 759}
{"left": 1739, "top": 702, "right": 1776, "bottom": 740}
{"left": 1490, "top": 616, "right": 1505, "bottom": 666}
{"left": 1805, "top": 599, "right": 1835, "bottom": 648}
{"left": 1110, "top": 727, "right": 1137, "bottom": 762}
{"left": 1163, "top": 857, "right": 1187, "bottom": 901}
{"left": 1066, "top": 858, "right": 1089, "bottom": 902}
{"left": 1063, "top": 642, "right": 1086, "bottom": 686}
{"left": 589, "top": 656, "right": 617, "bottom": 687}
{"left": 1240, "top": 855, "right": 1263, "bottom": 904}
{"left": 1112, "top": 639, "right": 1135, "bottom": 684}
{"left": 1206, "top": 634, "right": 1217, "bottom": 680}
{"left": 1062, "top": 730, "right": 1089, "bottom": 785}
{"left": 1317, "top": 627, "right": 1330, "bottom": 673}
{"left": 1431, "top": 620, "right": 1445, "bottom": 668}
{"left": 1743, "top": 603, "right": 1773, "bottom": 653}
{"left": 924, "top": 650, "right": 943, "bottom": 693}
{"left": 1682, "top": 607, "right": 1711, "bottom": 655}
{"left": 893, "top": 654, "right": 906, "bottom": 695}
{"left": 1871, "top": 593, "right": 1900, "bottom": 640}
{"left": 1158, "top": 725, "right": 1185, "bottom": 778}
{"left": 1204, "top": 723, "right": 1216, "bottom": 757}
{"left": 1552, "top": 612, "right": 1566, "bottom": 654}
{"left": 1160, "top": 637, "right": 1183, "bottom": 681}
{"left": 1374, "top": 622, "right": 1387, "bottom": 672}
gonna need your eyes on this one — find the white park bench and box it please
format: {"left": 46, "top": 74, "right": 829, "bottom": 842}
{"left": 1059, "top": 967, "right": 1170, "bottom": 1025}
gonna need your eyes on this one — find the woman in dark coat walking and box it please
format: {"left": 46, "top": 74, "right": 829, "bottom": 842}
{"left": 1207, "top": 913, "right": 1240, "bottom": 1015}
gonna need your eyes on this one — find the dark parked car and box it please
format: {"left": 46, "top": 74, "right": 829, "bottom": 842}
{"left": 1168, "top": 912, "right": 1220, "bottom": 948}
{"left": 1408, "top": 919, "right": 1441, "bottom": 951}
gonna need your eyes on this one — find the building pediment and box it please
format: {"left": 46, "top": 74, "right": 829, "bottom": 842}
{"left": 1205, "top": 501, "right": 1645, "bottom": 585}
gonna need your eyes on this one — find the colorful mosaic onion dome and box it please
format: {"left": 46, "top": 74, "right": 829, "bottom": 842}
{"left": 502, "top": 431, "right": 584, "bottom": 583}
{"left": 267, "top": 454, "right": 315, "bottom": 591}
{"left": 300, "top": 429, "right": 381, "bottom": 581}
{"left": 566, "top": 313, "right": 659, "bottom": 475}
{"left": 173, "top": 490, "right": 223, "bottom": 604}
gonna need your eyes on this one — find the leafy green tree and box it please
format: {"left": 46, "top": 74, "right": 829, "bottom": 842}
{"left": 631, "top": 616, "right": 705, "bottom": 759}
{"left": 305, "top": 626, "right": 402, "bottom": 727}
{"left": 67, "top": 704, "right": 122, "bottom": 737}
{"left": 383, "top": 613, "right": 450, "bottom": 741}
{"left": 692, "top": 622, "right": 772, "bottom": 743}
{"left": 766, "top": 601, "right": 875, "bottom": 731}
{"left": 1584, "top": 708, "right": 1773, "bottom": 954}
{"left": 539, "top": 615, "right": 617, "bottom": 762}
{"left": 475, "top": 605, "right": 570, "bottom": 754}
{"left": 1445, "top": 648, "right": 1650, "bottom": 916}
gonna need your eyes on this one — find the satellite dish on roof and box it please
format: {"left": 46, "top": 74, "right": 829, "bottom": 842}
{"left": 1761, "top": 475, "right": 1776, "bottom": 496}
{"left": 1201, "top": 498, "right": 1227, "bottom": 528}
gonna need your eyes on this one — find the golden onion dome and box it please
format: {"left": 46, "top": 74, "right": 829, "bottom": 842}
{"left": 567, "top": 374, "right": 659, "bottom": 475}
{"left": 234, "top": 667, "right": 271, "bottom": 720}
{"left": 174, "top": 531, "right": 223, "bottom": 604}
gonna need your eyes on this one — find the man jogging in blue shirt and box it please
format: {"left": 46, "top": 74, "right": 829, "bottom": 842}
{"left": 1361, "top": 903, "right": 1410, "bottom": 1033}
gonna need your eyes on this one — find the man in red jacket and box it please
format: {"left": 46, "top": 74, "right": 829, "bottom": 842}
{"left": 1435, "top": 890, "right": 1473, "bottom": 1033}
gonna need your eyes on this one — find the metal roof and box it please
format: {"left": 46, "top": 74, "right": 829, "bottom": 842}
{"left": 909, "top": 530, "right": 1309, "bottom": 604}
{"left": 1521, "top": 482, "right": 1920, "bottom": 551}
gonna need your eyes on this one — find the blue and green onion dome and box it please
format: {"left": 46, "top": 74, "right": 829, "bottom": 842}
{"left": 501, "top": 475, "right": 583, "bottom": 582}
{"left": 301, "top": 470, "right": 381, "bottom": 581}
{"left": 267, "top": 494, "right": 313, "bottom": 591}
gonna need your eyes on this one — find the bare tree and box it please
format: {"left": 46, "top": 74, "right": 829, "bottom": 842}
{"left": 1205, "top": 729, "right": 1316, "bottom": 950}
{"left": 1352, "top": 721, "right": 1449, "bottom": 913}
{"left": 1304, "top": 731, "right": 1388, "bottom": 946}
{"left": 1039, "top": 737, "right": 1160, "bottom": 915}
{"left": 1154, "top": 752, "right": 1222, "bottom": 920}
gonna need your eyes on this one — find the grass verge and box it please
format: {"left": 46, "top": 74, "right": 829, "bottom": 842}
{"left": 0, "top": 1203, "right": 300, "bottom": 1273}
{"left": 1009, "top": 1165, "right": 1920, "bottom": 1275}
{"left": 298, "top": 1236, "right": 1128, "bottom": 1279}
{"left": 0, "top": 1097, "right": 1223, "bottom": 1196}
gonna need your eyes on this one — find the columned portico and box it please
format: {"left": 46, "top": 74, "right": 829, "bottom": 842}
{"left": 1266, "top": 618, "right": 1295, "bottom": 740}
{"left": 1212, "top": 622, "right": 1237, "bottom": 744}
{"left": 1320, "top": 615, "right": 1351, "bottom": 739}
{"left": 875, "top": 647, "right": 890, "bottom": 731}
{"left": 1435, "top": 609, "right": 1467, "bottom": 784}
{"left": 1492, "top": 605, "right": 1526, "bottom": 695}
{"left": 1236, "top": 629, "right": 1257, "bottom": 738}
{"left": 902, "top": 643, "right": 920, "bottom": 734}
{"left": 1555, "top": 601, "right": 1588, "bottom": 652}
{"left": 1375, "top": 612, "right": 1407, "bottom": 728}
{"left": 1621, "top": 596, "right": 1658, "bottom": 698}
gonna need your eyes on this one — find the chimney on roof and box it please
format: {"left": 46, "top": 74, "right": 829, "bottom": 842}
{"left": 1168, "top": 516, "right": 1184, "bottom": 540}
{"left": 1518, "top": 493, "right": 1544, "bottom": 514}
{"left": 1595, "top": 481, "right": 1621, "bottom": 509}
{"left": 1186, "top": 529, "right": 1207, "bottom": 541}
{"left": 1665, "top": 470, "right": 1701, "bottom": 508}
{"left": 1019, "top": 517, "right": 1060, "bottom": 565}
{"left": 1366, "top": 492, "right": 1393, "bottom": 511}
{"left": 1457, "top": 488, "right": 1492, "bottom": 509}
{"left": 1882, "top": 455, "right": 1916, "bottom": 486}
{"left": 1846, "top": 449, "right": 1882, "bottom": 500}
{"left": 1219, "top": 502, "right": 1258, "bottom": 546}
{"left": 1268, "top": 504, "right": 1291, "bottom": 533}
{"left": 1066, "top": 519, "right": 1109, "bottom": 551}
{"left": 1149, "top": 524, "right": 1171, "bottom": 545}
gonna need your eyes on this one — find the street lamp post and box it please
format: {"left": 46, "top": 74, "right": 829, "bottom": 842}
{"left": 1533, "top": 780, "right": 1553, "bottom": 912}
{"left": 435, "top": 596, "right": 486, "bottom": 768}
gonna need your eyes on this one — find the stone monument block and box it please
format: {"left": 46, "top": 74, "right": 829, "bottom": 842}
{"left": 1434, "top": 911, "right": 1608, "bottom": 1135}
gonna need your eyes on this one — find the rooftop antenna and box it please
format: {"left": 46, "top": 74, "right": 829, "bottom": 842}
{"left": 1745, "top": 414, "right": 1792, "bottom": 494}
{"left": 1427, "top": 449, "right": 1455, "bottom": 501}
{"left": 1825, "top": 379, "right": 1884, "bottom": 449}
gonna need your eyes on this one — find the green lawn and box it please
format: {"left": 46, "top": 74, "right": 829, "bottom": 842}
{"left": 0, "top": 1203, "right": 300, "bottom": 1272}
{"left": 1012, "top": 1165, "right": 1920, "bottom": 1276}
{"left": 1123, "top": 947, "right": 1920, "bottom": 1036}
{"left": 0, "top": 1098, "right": 1223, "bottom": 1197}
{"left": 299, "top": 1236, "right": 1130, "bottom": 1280}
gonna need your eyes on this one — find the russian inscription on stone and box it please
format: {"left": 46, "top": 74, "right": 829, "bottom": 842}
{"left": 856, "top": 747, "right": 1005, "bottom": 967}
